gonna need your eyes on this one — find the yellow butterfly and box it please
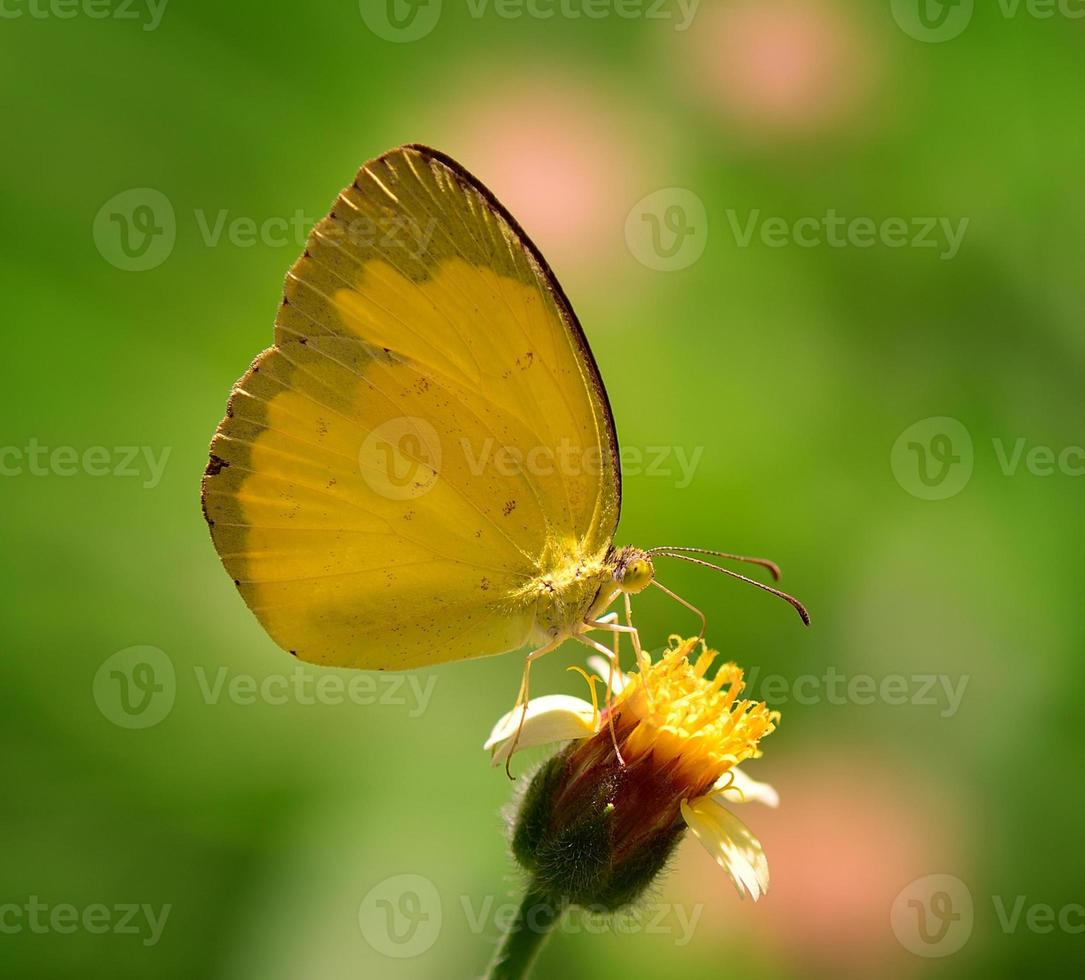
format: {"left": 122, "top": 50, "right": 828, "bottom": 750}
{"left": 201, "top": 144, "right": 807, "bottom": 722}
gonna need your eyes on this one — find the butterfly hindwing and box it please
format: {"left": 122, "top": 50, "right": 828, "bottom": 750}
{"left": 202, "top": 145, "right": 621, "bottom": 668}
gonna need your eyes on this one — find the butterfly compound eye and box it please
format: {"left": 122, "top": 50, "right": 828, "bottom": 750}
{"left": 619, "top": 556, "right": 654, "bottom": 595}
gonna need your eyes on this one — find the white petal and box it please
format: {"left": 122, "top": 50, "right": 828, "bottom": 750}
{"left": 484, "top": 695, "right": 598, "bottom": 767}
{"left": 710, "top": 766, "right": 780, "bottom": 808}
{"left": 681, "top": 797, "right": 771, "bottom": 902}
{"left": 585, "top": 655, "right": 629, "bottom": 695}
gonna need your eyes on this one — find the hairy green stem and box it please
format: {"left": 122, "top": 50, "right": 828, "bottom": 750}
{"left": 484, "top": 883, "right": 562, "bottom": 980}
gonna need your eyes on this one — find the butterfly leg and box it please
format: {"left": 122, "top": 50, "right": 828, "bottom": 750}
{"left": 649, "top": 580, "right": 707, "bottom": 639}
{"left": 625, "top": 593, "right": 649, "bottom": 668}
{"left": 505, "top": 637, "right": 561, "bottom": 778}
{"left": 620, "top": 594, "right": 658, "bottom": 710}
{"left": 573, "top": 633, "right": 626, "bottom": 766}
{"left": 589, "top": 612, "right": 648, "bottom": 672}
{"left": 593, "top": 603, "right": 655, "bottom": 710}
{"left": 585, "top": 607, "right": 629, "bottom": 707}
{"left": 586, "top": 612, "right": 623, "bottom": 755}
{"left": 588, "top": 611, "right": 621, "bottom": 681}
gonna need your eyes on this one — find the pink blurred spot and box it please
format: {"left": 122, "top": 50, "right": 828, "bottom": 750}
{"left": 669, "top": 750, "right": 968, "bottom": 975}
{"left": 422, "top": 72, "right": 659, "bottom": 281}
{"left": 682, "top": 0, "right": 876, "bottom": 137}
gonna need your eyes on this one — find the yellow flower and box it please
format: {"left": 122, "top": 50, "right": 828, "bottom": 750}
{"left": 486, "top": 636, "right": 780, "bottom": 903}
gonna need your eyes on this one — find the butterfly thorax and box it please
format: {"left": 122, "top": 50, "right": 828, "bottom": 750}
{"left": 512, "top": 537, "right": 615, "bottom": 644}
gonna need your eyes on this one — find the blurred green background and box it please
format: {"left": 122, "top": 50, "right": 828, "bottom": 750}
{"left": 3, "top": 1, "right": 1083, "bottom": 977}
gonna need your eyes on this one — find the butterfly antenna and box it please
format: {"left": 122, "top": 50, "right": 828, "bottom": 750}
{"left": 648, "top": 546, "right": 782, "bottom": 581}
{"left": 653, "top": 552, "right": 811, "bottom": 625}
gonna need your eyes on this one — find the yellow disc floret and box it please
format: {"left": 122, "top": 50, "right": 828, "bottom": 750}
{"left": 613, "top": 635, "right": 779, "bottom": 796}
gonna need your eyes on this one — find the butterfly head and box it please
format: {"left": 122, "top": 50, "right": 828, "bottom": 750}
{"left": 613, "top": 547, "right": 655, "bottom": 595}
